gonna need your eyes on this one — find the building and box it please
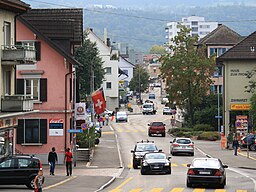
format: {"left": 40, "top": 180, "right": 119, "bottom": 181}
{"left": 118, "top": 56, "right": 135, "bottom": 88}
{"left": 0, "top": 0, "right": 36, "bottom": 156}
{"left": 218, "top": 31, "right": 256, "bottom": 139}
{"left": 15, "top": 9, "right": 83, "bottom": 163}
{"left": 165, "top": 16, "right": 218, "bottom": 48}
{"left": 87, "top": 29, "right": 119, "bottom": 111}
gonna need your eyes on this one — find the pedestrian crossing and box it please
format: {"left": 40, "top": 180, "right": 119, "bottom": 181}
{"left": 109, "top": 188, "right": 248, "bottom": 192}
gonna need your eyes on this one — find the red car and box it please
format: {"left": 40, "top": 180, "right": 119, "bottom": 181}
{"left": 148, "top": 122, "right": 166, "bottom": 137}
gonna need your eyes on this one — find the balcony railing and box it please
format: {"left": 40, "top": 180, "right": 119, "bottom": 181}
{"left": 1, "top": 95, "right": 34, "bottom": 112}
{"left": 1, "top": 45, "right": 36, "bottom": 65}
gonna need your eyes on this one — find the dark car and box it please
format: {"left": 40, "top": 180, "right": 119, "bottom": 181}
{"left": 240, "top": 134, "right": 256, "bottom": 151}
{"left": 131, "top": 140, "right": 158, "bottom": 169}
{"left": 148, "top": 122, "right": 166, "bottom": 137}
{"left": 186, "top": 158, "right": 228, "bottom": 188}
{"left": 149, "top": 93, "right": 155, "bottom": 99}
{"left": 0, "top": 155, "right": 42, "bottom": 189}
{"left": 140, "top": 152, "right": 171, "bottom": 175}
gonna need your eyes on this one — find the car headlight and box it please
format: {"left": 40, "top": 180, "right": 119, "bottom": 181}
{"left": 135, "top": 156, "right": 142, "bottom": 159}
{"left": 143, "top": 162, "right": 148, "bottom": 166}
{"left": 165, "top": 162, "right": 170, "bottom": 166}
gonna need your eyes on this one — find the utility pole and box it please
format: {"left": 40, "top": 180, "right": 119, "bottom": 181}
{"left": 138, "top": 66, "right": 141, "bottom": 102}
{"left": 73, "top": 66, "right": 77, "bottom": 167}
{"left": 89, "top": 65, "right": 95, "bottom": 149}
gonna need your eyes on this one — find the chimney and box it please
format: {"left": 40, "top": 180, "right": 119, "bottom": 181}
{"left": 107, "top": 38, "right": 111, "bottom": 47}
{"left": 89, "top": 28, "right": 93, "bottom": 32}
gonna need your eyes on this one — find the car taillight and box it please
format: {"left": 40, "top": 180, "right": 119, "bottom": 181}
{"left": 39, "top": 160, "right": 43, "bottom": 169}
{"left": 242, "top": 140, "right": 245, "bottom": 144}
{"left": 215, "top": 170, "right": 222, "bottom": 176}
{"left": 189, "top": 144, "right": 194, "bottom": 147}
{"left": 187, "top": 169, "right": 195, "bottom": 175}
{"left": 173, "top": 144, "right": 180, "bottom": 147}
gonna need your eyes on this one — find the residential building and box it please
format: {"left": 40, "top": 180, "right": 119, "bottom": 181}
{"left": 15, "top": 9, "right": 83, "bottom": 163}
{"left": 129, "top": 49, "right": 143, "bottom": 65}
{"left": 218, "top": 31, "right": 256, "bottom": 139}
{"left": 0, "top": 0, "right": 35, "bottom": 156}
{"left": 165, "top": 16, "right": 218, "bottom": 48}
{"left": 118, "top": 56, "right": 135, "bottom": 88}
{"left": 87, "top": 29, "right": 119, "bottom": 111}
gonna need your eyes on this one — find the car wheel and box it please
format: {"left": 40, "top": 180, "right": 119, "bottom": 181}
{"left": 249, "top": 144, "right": 256, "bottom": 151}
{"left": 148, "top": 132, "right": 152, "bottom": 137}
{"left": 26, "top": 176, "right": 36, "bottom": 189}
{"left": 172, "top": 152, "right": 176, "bottom": 156}
{"left": 190, "top": 152, "right": 194, "bottom": 156}
{"left": 162, "top": 133, "right": 166, "bottom": 137}
{"left": 186, "top": 179, "right": 192, "bottom": 188}
{"left": 219, "top": 181, "right": 225, "bottom": 189}
{"left": 141, "top": 168, "right": 147, "bottom": 175}
{"left": 166, "top": 167, "right": 171, "bottom": 174}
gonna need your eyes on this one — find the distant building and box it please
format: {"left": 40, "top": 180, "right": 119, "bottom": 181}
{"left": 165, "top": 16, "right": 218, "bottom": 48}
{"left": 129, "top": 49, "right": 143, "bottom": 65}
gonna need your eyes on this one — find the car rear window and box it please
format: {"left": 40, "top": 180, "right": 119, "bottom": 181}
{"left": 136, "top": 144, "right": 157, "bottom": 152}
{"left": 176, "top": 139, "right": 191, "bottom": 144}
{"left": 192, "top": 159, "right": 220, "bottom": 168}
{"left": 145, "top": 153, "right": 166, "bottom": 160}
{"left": 143, "top": 104, "right": 153, "bottom": 108}
{"left": 151, "top": 122, "right": 163, "bottom": 126}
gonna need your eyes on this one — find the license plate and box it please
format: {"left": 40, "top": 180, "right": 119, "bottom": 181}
{"left": 200, "top": 171, "right": 211, "bottom": 174}
{"left": 182, "top": 146, "right": 186, "bottom": 148}
{"left": 156, "top": 131, "right": 159, "bottom": 133}
{"left": 154, "top": 166, "right": 159, "bottom": 169}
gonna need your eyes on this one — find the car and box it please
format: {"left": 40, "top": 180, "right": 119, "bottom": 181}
{"left": 131, "top": 140, "right": 158, "bottom": 169}
{"left": 161, "top": 97, "right": 169, "bottom": 104}
{"left": 148, "top": 122, "right": 166, "bottom": 137}
{"left": 163, "top": 107, "right": 172, "bottom": 115}
{"left": 95, "top": 122, "right": 102, "bottom": 137}
{"left": 170, "top": 137, "right": 194, "bottom": 156}
{"left": 0, "top": 155, "right": 42, "bottom": 189}
{"left": 104, "top": 109, "right": 113, "bottom": 116}
{"left": 116, "top": 111, "right": 128, "bottom": 122}
{"left": 186, "top": 158, "right": 228, "bottom": 188}
{"left": 240, "top": 134, "right": 256, "bottom": 151}
{"left": 149, "top": 93, "right": 155, "bottom": 99}
{"left": 140, "top": 152, "right": 171, "bottom": 175}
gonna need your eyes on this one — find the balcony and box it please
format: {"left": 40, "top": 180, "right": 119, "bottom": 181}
{"left": 1, "top": 95, "right": 34, "bottom": 112}
{"left": 1, "top": 45, "right": 36, "bottom": 65}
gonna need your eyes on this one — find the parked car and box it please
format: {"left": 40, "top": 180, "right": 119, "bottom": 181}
{"left": 186, "top": 158, "right": 228, "bottom": 188}
{"left": 148, "top": 122, "right": 166, "bottom": 137}
{"left": 161, "top": 97, "right": 169, "bottom": 104}
{"left": 131, "top": 140, "right": 158, "bottom": 169}
{"left": 104, "top": 109, "right": 113, "bottom": 116}
{"left": 140, "top": 152, "right": 171, "bottom": 175}
{"left": 170, "top": 138, "right": 194, "bottom": 156}
{"left": 116, "top": 111, "right": 128, "bottom": 122}
{"left": 149, "top": 93, "right": 156, "bottom": 99}
{"left": 95, "top": 122, "right": 102, "bottom": 137}
{"left": 163, "top": 107, "right": 172, "bottom": 115}
{"left": 0, "top": 155, "right": 42, "bottom": 189}
{"left": 240, "top": 134, "right": 256, "bottom": 151}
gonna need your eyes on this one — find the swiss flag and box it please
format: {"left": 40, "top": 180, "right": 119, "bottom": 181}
{"left": 92, "top": 88, "right": 106, "bottom": 114}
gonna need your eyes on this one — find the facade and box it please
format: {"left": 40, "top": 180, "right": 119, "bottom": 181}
{"left": 0, "top": 0, "right": 35, "bottom": 156}
{"left": 118, "top": 56, "right": 135, "bottom": 88}
{"left": 218, "top": 31, "right": 256, "bottom": 139}
{"left": 15, "top": 9, "right": 83, "bottom": 163}
{"left": 165, "top": 16, "right": 218, "bottom": 48}
{"left": 87, "top": 29, "right": 119, "bottom": 111}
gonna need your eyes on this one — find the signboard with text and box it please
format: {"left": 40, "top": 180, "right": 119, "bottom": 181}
{"left": 75, "top": 103, "right": 86, "bottom": 120}
{"left": 49, "top": 118, "right": 64, "bottom": 136}
{"left": 230, "top": 104, "right": 251, "bottom": 111}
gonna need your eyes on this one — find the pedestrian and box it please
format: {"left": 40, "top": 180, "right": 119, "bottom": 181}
{"left": 34, "top": 168, "right": 45, "bottom": 192}
{"left": 102, "top": 115, "right": 106, "bottom": 126}
{"left": 232, "top": 137, "right": 239, "bottom": 156}
{"left": 105, "top": 114, "right": 109, "bottom": 125}
{"left": 64, "top": 148, "right": 73, "bottom": 176}
{"left": 48, "top": 147, "right": 58, "bottom": 175}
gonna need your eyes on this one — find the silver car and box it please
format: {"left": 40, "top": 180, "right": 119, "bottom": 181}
{"left": 170, "top": 138, "right": 194, "bottom": 156}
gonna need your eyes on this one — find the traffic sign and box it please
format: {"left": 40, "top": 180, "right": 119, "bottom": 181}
{"left": 68, "top": 129, "right": 83, "bottom": 133}
{"left": 81, "top": 123, "right": 87, "bottom": 130}
{"left": 215, "top": 116, "right": 222, "bottom": 119}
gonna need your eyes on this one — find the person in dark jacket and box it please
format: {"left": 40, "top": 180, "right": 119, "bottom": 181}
{"left": 232, "top": 137, "right": 239, "bottom": 156}
{"left": 48, "top": 147, "right": 58, "bottom": 175}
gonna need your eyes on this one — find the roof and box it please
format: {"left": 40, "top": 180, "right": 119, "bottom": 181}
{"left": 0, "top": 0, "right": 30, "bottom": 13}
{"left": 198, "top": 24, "right": 242, "bottom": 46}
{"left": 121, "top": 56, "right": 135, "bottom": 67}
{"left": 218, "top": 31, "right": 256, "bottom": 61}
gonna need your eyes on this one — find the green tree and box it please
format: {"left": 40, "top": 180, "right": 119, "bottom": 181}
{"left": 149, "top": 45, "right": 166, "bottom": 54}
{"left": 129, "top": 65, "right": 149, "bottom": 94}
{"left": 160, "top": 25, "right": 215, "bottom": 126}
{"left": 74, "top": 33, "right": 105, "bottom": 100}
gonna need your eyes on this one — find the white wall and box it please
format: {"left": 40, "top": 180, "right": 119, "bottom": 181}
{"left": 118, "top": 57, "right": 134, "bottom": 84}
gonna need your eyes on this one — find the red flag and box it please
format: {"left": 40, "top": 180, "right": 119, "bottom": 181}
{"left": 92, "top": 88, "right": 106, "bottom": 114}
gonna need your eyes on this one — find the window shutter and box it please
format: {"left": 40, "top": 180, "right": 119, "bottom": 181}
{"left": 40, "top": 78, "right": 47, "bottom": 102}
{"left": 40, "top": 119, "right": 47, "bottom": 144}
{"left": 16, "top": 79, "right": 24, "bottom": 94}
{"left": 35, "top": 42, "right": 41, "bottom": 61}
{"left": 17, "top": 119, "right": 24, "bottom": 144}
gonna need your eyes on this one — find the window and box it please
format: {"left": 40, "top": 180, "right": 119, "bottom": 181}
{"left": 191, "top": 21, "right": 198, "bottom": 25}
{"left": 191, "top": 27, "right": 198, "bottom": 32}
{"left": 123, "top": 70, "right": 128, "bottom": 76}
{"left": 0, "top": 159, "right": 13, "bottom": 169}
{"left": 17, "top": 41, "right": 40, "bottom": 60}
{"left": 106, "top": 82, "right": 112, "bottom": 89}
{"left": 4, "top": 22, "right": 11, "bottom": 46}
{"left": 4, "top": 71, "right": 11, "bottom": 95}
{"left": 105, "top": 67, "right": 111, "bottom": 74}
{"left": 17, "top": 119, "right": 47, "bottom": 144}
{"left": 25, "top": 79, "right": 39, "bottom": 100}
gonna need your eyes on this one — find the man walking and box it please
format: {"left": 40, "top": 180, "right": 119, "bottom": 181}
{"left": 232, "top": 137, "right": 239, "bottom": 156}
{"left": 64, "top": 148, "right": 73, "bottom": 176}
{"left": 48, "top": 147, "right": 58, "bottom": 175}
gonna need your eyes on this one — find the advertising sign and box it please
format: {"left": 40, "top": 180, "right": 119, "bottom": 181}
{"left": 49, "top": 118, "right": 64, "bottom": 136}
{"left": 235, "top": 115, "right": 248, "bottom": 134}
{"left": 231, "top": 104, "right": 251, "bottom": 110}
{"left": 75, "top": 103, "right": 87, "bottom": 120}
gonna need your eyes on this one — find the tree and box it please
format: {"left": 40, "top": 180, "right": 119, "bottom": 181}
{"left": 149, "top": 45, "right": 166, "bottom": 54}
{"left": 160, "top": 25, "right": 215, "bottom": 126}
{"left": 129, "top": 65, "right": 149, "bottom": 94}
{"left": 74, "top": 33, "right": 105, "bottom": 100}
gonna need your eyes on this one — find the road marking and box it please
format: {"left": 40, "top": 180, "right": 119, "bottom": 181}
{"left": 215, "top": 190, "right": 226, "bottom": 192}
{"left": 236, "top": 190, "right": 248, "bottom": 192}
{"left": 170, "top": 188, "right": 184, "bottom": 192}
{"left": 126, "top": 130, "right": 131, "bottom": 132}
{"left": 182, "top": 164, "right": 188, "bottom": 167}
{"left": 130, "top": 188, "right": 143, "bottom": 192}
{"left": 43, "top": 176, "right": 77, "bottom": 190}
{"left": 171, "top": 163, "right": 178, "bottom": 167}
{"left": 151, "top": 188, "right": 164, "bottom": 192}
{"left": 238, "top": 152, "right": 256, "bottom": 161}
{"left": 193, "top": 189, "right": 205, "bottom": 192}
{"left": 109, "top": 177, "right": 133, "bottom": 192}
{"left": 128, "top": 164, "right": 132, "bottom": 168}
{"left": 134, "top": 130, "right": 139, "bottom": 132}
{"left": 102, "top": 131, "right": 114, "bottom": 135}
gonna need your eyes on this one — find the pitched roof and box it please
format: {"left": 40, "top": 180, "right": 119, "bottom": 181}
{"left": 0, "top": 0, "right": 30, "bottom": 13}
{"left": 198, "top": 24, "right": 242, "bottom": 46}
{"left": 218, "top": 31, "right": 256, "bottom": 61}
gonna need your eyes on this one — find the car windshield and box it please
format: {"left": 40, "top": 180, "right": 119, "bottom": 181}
{"left": 143, "top": 104, "right": 152, "bottom": 108}
{"left": 136, "top": 144, "right": 157, "bottom": 152}
{"left": 176, "top": 139, "right": 191, "bottom": 144}
{"left": 145, "top": 153, "right": 166, "bottom": 160}
{"left": 192, "top": 159, "right": 220, "bottom": 168}
{"left": 151, "top": 122, "right": 163, "bottom": 126}
{"left": 117, "top": 113, "right": 126, "bottom": 117}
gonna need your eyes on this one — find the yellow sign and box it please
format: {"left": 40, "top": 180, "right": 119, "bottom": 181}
{"left": 230, "top": 104, "right": 251, "bottom": 110}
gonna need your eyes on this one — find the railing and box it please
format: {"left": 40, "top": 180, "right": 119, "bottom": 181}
{"left": 1, "top": 45, "right": 36, "bottom": 65}
{"left": 1, "top": 95, "right": 34, "bottom": 112}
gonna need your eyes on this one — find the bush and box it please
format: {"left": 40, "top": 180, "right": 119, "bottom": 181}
{"left": 197, "top": 132, "right": 220, "bottom": 141}
{"left": 194, "top": 124, "right": 215, "bottom": 132}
